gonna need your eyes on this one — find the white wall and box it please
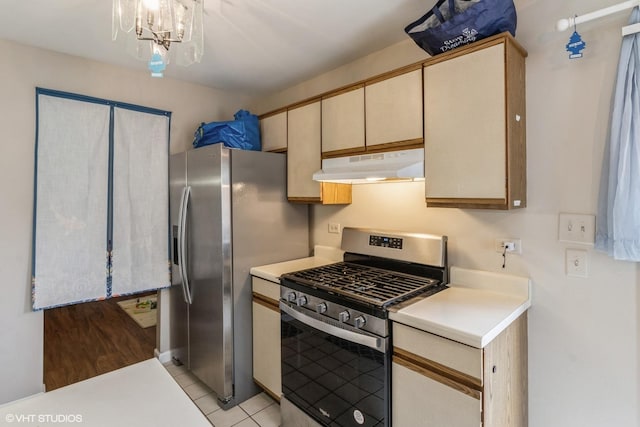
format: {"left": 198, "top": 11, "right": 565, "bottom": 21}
{"left": 251, "top": 1, "right": 639, "bottom": 426}
{"left": 0, "top": 39, "right": 251, "bottom": 404}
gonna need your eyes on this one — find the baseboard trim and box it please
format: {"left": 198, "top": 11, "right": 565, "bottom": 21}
{"left": 155, "top": 349, "right": 173, "bottom": 364}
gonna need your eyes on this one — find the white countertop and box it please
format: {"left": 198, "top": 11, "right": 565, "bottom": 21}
{"left": 251, "top": 252, "right": 531, "bottom": 349}
{"left": 249, "top": 245, "right": 343, "bottom": 283}
{"left": 0, "top": 359, "right": 211, "bottom": 427}
{"left": 390, "top": 266, "right": 531, "bottom": 348}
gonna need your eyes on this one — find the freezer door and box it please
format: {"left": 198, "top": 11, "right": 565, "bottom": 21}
{"left": 185, "top": 144, "right": 233, "bottom": 401}
{"left": 169, "top": 152, "right": 188, "bottom": 366}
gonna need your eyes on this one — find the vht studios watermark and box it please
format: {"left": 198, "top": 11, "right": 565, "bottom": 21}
{"left": 5, "top": 413, "right": 83, "bottom": 424}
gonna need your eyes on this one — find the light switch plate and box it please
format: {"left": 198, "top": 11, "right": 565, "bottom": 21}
{"left": 566, "top": 248, "right": 588, "bottom": 278}
{"left": 558, "top": 213, "right": 595, "bottom": 244}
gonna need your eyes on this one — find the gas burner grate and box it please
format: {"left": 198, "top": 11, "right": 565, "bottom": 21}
{"left": 282, "top": 262, "right": 442, "bottom": 307}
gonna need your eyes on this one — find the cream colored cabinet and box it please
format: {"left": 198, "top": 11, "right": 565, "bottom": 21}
{"left": 394, "top": 362, "right": 482, "bottom": 426}
{"left": 251, "top": 276, "right": 282, "bottom": 401}
{"left": 288, "top": 100, "right": 322, "bottom": 200}
{"left": 259, "top": 109, "right": 287, "bottom": 152}
{"left": 424, "top": 34, "right": 527, "bottom": 209}
{"left": 287, "top": 100, "right": 351, "bottom": 204}
{"left": 321, "top": 85, "right": 365, "bottom": 156}
{"left": 392, "top": 313, "right": 528, "bottom": 427}
{"left": 365, "top": 66, "right": 423, "bottom": 150}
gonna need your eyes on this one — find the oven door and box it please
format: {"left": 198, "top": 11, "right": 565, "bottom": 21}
{"left": 280, "top": 302, "right": 390, "bottom": 427}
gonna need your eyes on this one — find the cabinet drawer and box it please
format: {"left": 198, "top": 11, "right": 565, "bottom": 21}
{"left": 393, "top": 323, "right": 482, "bottom": 379}
{"left": 252, "top": 276, "right": 280, "bottom": 302}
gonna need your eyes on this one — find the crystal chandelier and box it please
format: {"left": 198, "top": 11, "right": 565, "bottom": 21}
{"left": 112, "top": 0, "right": 204, "bottom": 77}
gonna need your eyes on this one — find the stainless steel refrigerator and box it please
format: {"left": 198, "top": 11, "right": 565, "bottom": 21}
{"left": 169, "top": 143, "right": 309, "bottom": 407}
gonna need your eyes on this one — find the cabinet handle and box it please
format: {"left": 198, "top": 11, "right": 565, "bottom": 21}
{"left": 492, "top": 365, "right": 497, "bottom": 373}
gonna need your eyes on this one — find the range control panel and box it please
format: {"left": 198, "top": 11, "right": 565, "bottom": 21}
{"left": 369, "top": 234, "right": 403, "bottom": 249}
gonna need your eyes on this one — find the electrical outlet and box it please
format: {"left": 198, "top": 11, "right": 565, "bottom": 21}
{"left": 558, "top": 213, "right": 595, "bottom": 244}
{"left": 566, "top": 248, "right": 588, "bottom": 278}
{"left": 495, "top": 238, "right": 522, "bottom": 254}
{"left": 328, "top": 222, "right": 341, "bottom": 234}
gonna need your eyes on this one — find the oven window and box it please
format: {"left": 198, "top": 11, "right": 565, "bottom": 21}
{"left": 281, "top": 312, "right": 389, "bottom": 427}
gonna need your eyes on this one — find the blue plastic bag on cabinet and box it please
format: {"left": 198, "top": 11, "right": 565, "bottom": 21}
{"left": 192, "top": 109, "right": 261, "bottom": 151}
{"left": 404, "top": 0, "right": 517, "bottom": 56}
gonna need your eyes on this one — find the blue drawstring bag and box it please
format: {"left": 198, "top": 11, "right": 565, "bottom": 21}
{"left": 404, "top": 0, "right": 517, "bottom": 56}
{"left": 192, "top": 110, "right": 261, "bottom": 151}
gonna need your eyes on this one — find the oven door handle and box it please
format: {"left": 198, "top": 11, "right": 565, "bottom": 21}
{"left": 280, "top": 302, "right": 385, "bottom": 352}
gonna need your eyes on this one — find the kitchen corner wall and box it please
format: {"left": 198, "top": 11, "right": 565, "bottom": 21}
{"left": 0, "top": 39, "right": 251, "bottom": 404}
{"left": 251, "top": 1, "right": 639, "bottom": 426}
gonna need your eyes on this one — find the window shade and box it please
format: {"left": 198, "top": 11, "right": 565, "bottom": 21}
{"left": 111, "top": 107, "right": 170, "bottom": 296}
{"left": 32, "top": 89, "right": 171, "bottom": 310}
{"left": 33, "top": 95, "right": 111, "bottom": 309}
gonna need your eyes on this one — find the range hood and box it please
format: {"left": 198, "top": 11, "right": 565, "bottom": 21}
{"left": 312, "top": 148, "right": 424, "bottom": 184}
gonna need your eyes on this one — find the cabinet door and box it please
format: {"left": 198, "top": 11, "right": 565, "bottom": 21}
{"left": 392, "top": 362, "right": 482, "bottom": 427}
{"left": 424, "top": 43, "right": 506, "bottom": 201}
{"left": 287, "top": 101, "right": 322, "bottom": 200}
{"left": 260, "top": 110, "right": 287, "bottom": 152}
{"left": 252, "top": 300, "right": 281, "bottom": 399}
{"left": 366, "top": 68, "right": 423, "bottom": 149}
{"left": 288, "top": 101, "right": 351, "bottom": 204}
{"left": 321, "top": 86, "right": 365, "bottom": 155}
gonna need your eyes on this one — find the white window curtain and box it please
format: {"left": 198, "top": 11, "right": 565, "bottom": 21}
{"left": 111, "top": 107, "right": 170, "bottom": 296}
{"left": 32, "top": 90, "right": 171, "bottom": 310}
{"left": 596, "top": 7, "right": 640, "bottom": 261}
{"left": 33, "top": 95, "right": 111, "bottom": 309}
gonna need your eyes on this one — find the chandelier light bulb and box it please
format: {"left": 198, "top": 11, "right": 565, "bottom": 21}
{"left": 142, "top": 0, "right": 160, "bottom": 11}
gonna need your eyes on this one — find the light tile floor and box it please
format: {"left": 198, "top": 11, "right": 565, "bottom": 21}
{"left": 163, "top": 362, "right": 281, "bottom": 427}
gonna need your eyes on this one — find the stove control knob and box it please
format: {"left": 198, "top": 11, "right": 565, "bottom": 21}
{"left": 316, "top": 302, "right": 328, "bottom": 314}
{"left": 286, "top": 292, "right": 297, "bottom": 303}
{"left": 338, "top": 310, "right": 351, "bottom": 323}
{"left": 354, "top": 315, "right": 367, "bottom": 329}
{"left": 296, "top": 296, "right": 308, "bottom": 306}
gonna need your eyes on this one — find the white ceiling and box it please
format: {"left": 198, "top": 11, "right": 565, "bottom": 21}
{"left": 0, "top": 0, "right": 430, "bottom": 95}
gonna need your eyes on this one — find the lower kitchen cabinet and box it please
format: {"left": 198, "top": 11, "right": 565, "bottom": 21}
{"left": 251, "top": 276, "right": 281, "bottom": 401}
{"left": 392, "top": 313, "right": 527, "bottom": 426}
{"left": 393, "top": 362, "right": 481, "bottom": 426}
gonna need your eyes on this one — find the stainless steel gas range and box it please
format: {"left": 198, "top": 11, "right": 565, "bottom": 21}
{"left": 279, "top": 227, "right": 448, "bottom": 427}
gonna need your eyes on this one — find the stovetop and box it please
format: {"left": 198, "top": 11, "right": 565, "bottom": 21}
{"left": 280, "top": 261, "right": 445, "bottom": 308}
{"left": 281, "top": 227, "right": 448, "bottom": 319}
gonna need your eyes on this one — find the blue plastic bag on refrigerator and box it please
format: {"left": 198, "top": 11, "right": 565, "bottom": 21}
{"left": 404, "top": 0, "right": 517, "bottom": 56}
{"left": 192, "top": 109, "right": 261, "bottom": 151}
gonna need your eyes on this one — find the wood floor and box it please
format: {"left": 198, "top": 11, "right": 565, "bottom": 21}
{"left": 43, "top": 292, "right": 157, "bottom": 391}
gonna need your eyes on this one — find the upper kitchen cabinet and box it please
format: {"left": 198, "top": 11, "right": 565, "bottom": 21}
{"left": 259, "top": 109, "right": 287, "bottom": 152}
{"left": 287, "top": 100, "right": 352, "bottom": 204}
{"left": 365, "top": 66, "right": 423, "bottom": 151}
{"left": 424, "top": 33, "right": 527, "bottom": 209}
{"left": 321, "top": 85, "right": 365, "bottom": 157}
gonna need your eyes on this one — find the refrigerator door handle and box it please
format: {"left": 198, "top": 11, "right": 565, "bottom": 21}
{"left": 177, "top": 186, "right": 193, "bottom": 304}
{"left": 176, "top": 186, "right": 188, "bottom": 303}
